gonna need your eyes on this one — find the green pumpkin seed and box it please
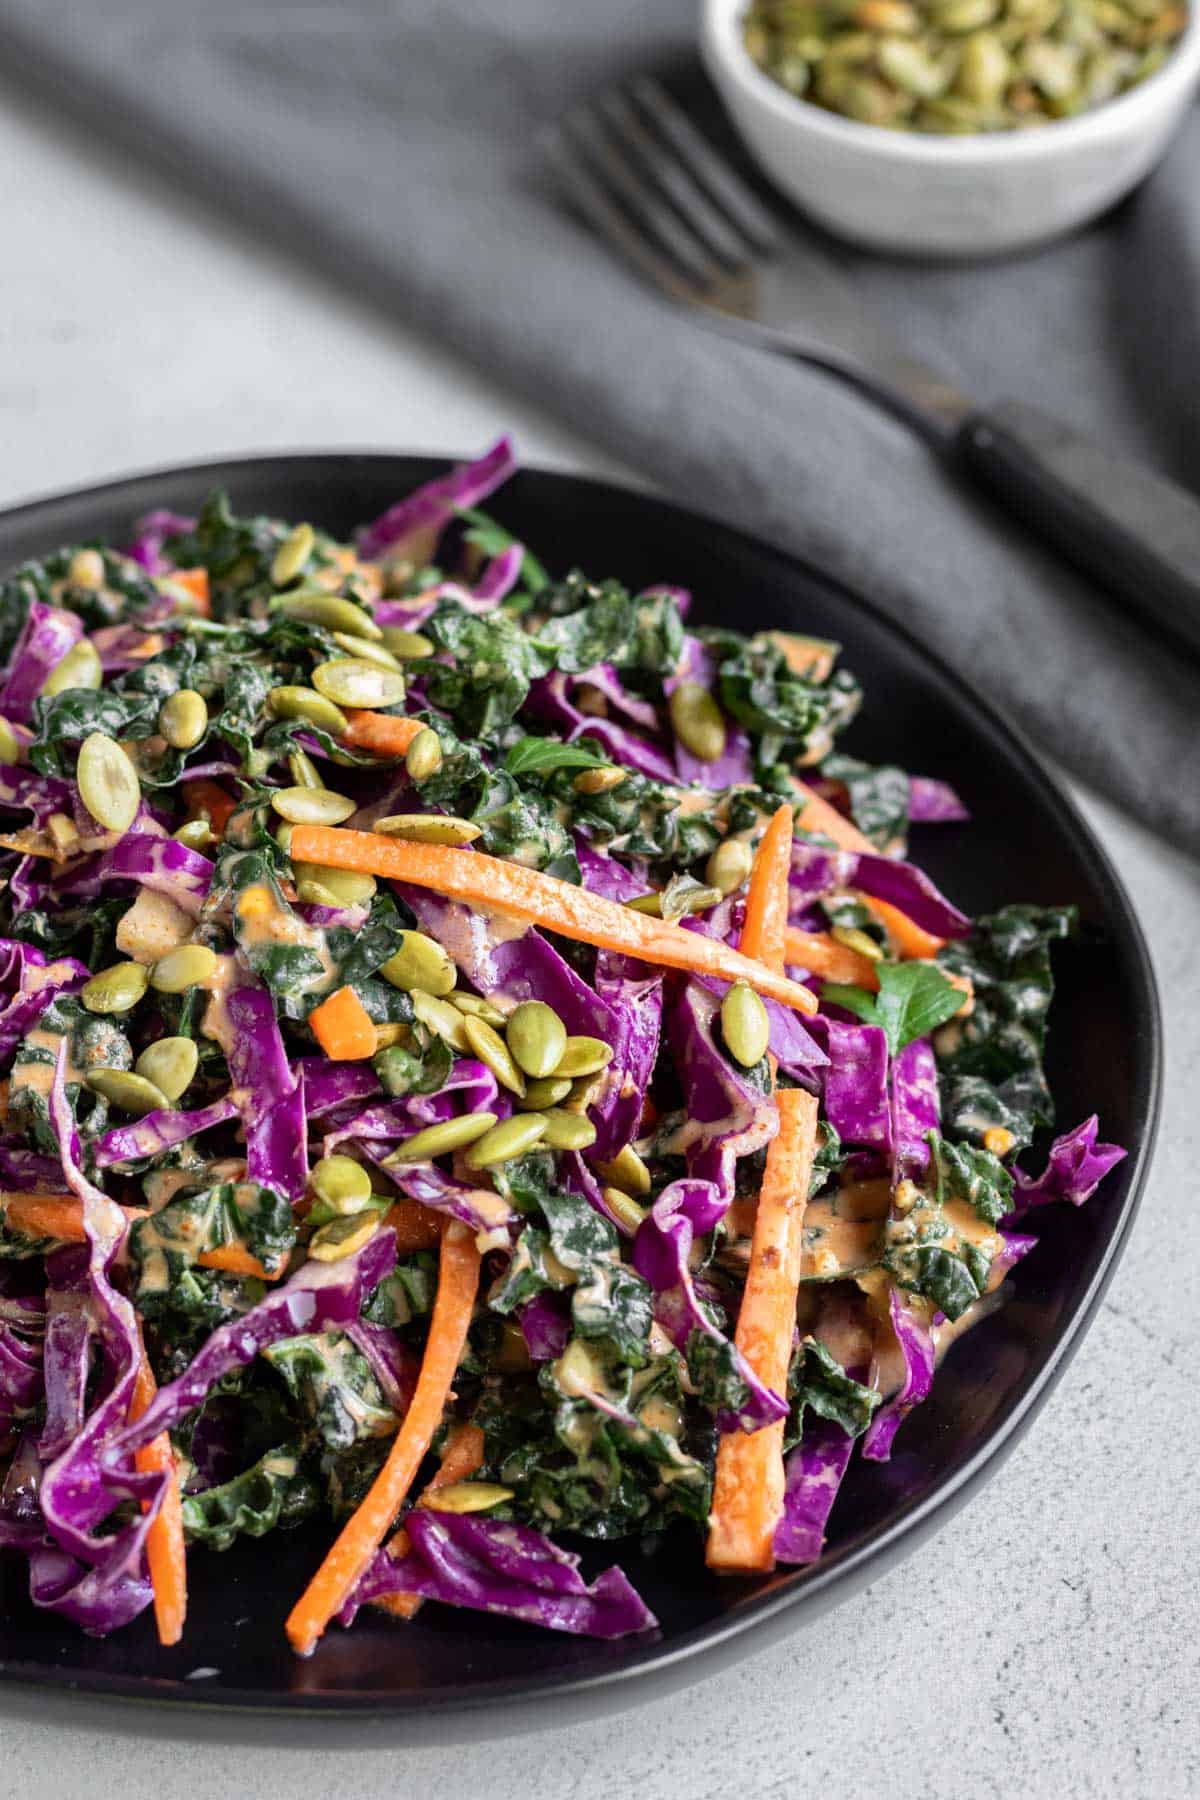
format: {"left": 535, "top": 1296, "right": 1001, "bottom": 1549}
{"left": 379, "top": 931, "right": 457, "bottom": 996}
{"left": 492, "top": 1319, "right": 533, "bottom": 1371}
{"left": 0, "top": 717, "right": 20, "bottom": 766}
{"left": 287, "top": 748, "right": 324, "bottom": 789}
{"left": 572, "top": 766, "right": 628, "bottom": 796}
{"left": 627, "top": 879, "right": 722, "bottom": 921}
{"left": 295, "top": 879, "right": 342, "bottom": 906}
{"left": 371, "top": 813, "right": 481, "bottom": 846}
{"left": 150, "top": 943, "right": 218, "bottom": 993}
{"left": 386, "top": 1112, "right": 498, "bottom": 1164}
{"left": 706, "top": 837, "right": 754, "bottom": 896}
{"left": 538, "top": 1109, "right": 597, "bottom": 1151}
{"left": 312, "top": 659, "right": 405, "bottom": 710}
{"left": 47, "top": 812, "right": 80, "bottom": 856}
{"left": 421, "top": 1482, "right": 513, "bottom": 1515}
{"left": 449, "top": 991, "right": 508, "bottom": 1027}
{"left": 81, "top": 959, "right": 149, "bottom": 1015}
{"left": 463, "top": 1015, "right": 527, "bottom": 1098}
{"left": 41, "top": 638, "right": 102, "bottom": 699}
{"left": 276, "top": 591, "right": 383, "bottom": 640}
{"left": 174, "top": 818, "right": 216, "bottom": 852}
{"left": 67, "top": 548, "right": 105, "bottom": 590}
{"left": 463, "top": 1113, "right": 548, "bottom": 1170}
{"left": 267, "top": 685, "right": 349, "bottom": 736}
{"left": 135, "top": 1036, "right": 199, "bottom": 1102}
{"left": 271, "top": 522, "right": 315, "bottom": 588}
{"left": 381, "top": 628, "right": 435, "bottom": 659}
{"left": 410, "top": 989, "right": 470, "bottom": 1051}
{"left": 76, "top": 730, "right": 140, "bottom": 835}
{"left": 331, "top": 632, "right": 404, "bottom": 672}
{"left": 158, "top": 689, "right": 209, "bottom": 751}
{"left": 274, "top": 822, "right": 295, "bottom": 856}
{"left": 310, "top": 1154, "right": 373, "bottom": 1214}
{"left": 554, "top": 1036, "right": 614, "bottom": 1079}
{"left": 505, "top": 1001, "right": 567, "bottom": 1080}
{"left": 85, "top": 1068, "right": 170, "bottom": 1115}
{"left": 270, "top": 786, "right": 356, "bottom": 826}
{"left": 602, "top": 1186, "right": 646, "bottom": 1234}
{"left": 308, "top": 1210, "right": 379, "bottom": 1263}
{"left": 560, "top": 1076, "right": 601, "bottom": 1115}
{"left": 405, "top": 726, "right": 444, "bottom": 783}
{"left": 668, "top": 681, "right": 727, "bottom": 763}
{"left": 594, "top": 1144, "right": 652, "bottom": 1197}
{"left": 373, "top": 1021, "right": 410, "bottom": 1050}
{"left": 831, "top": 923, "right": 884, "bottom": 961}
{"left": 518, "top": 1076, "right": 573, "bottom": 1112}
{"left": 292, "top": 863, "right": 376, "bottom": 907}
{"left": 721, "top": 981, "right": 770, "bottom": 1068}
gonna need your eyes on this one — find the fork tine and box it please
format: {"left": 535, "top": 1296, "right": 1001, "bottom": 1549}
{"left": 595, "top": 90, "right": 752, "bottom": 270}
{"left": 543, "top": 127, "right": 704, "bottom": 307}
{"left": 564, "top": 106, "right": 724, "bottom": 290}
{"left": 630, "top": 77, "right": 781, "bottom": 257}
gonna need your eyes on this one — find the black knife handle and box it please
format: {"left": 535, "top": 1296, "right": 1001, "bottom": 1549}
{"left": 954, "top": 399, "right": 1200, "bottom": 660}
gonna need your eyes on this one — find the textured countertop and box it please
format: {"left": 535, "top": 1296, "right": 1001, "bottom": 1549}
{"left": 0, "top": 83, "right": 1195, "bottom": 1800}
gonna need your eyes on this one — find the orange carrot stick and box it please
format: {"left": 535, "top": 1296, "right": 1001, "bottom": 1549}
{"left": 383, "top": 1197, "right": 447, "bottom": 1254}
{"left": 289, "top": 827, "right": 818, "bottom": 1017}
{"left": 706, "top": 1086, "right": 820, "bottom": 1573}
{"left": 196, "top": 1243, "right": 285, "bottom": 1281}
{"left": 285, "top": 1220, "right": 482, "bottom": 1656}
{"left": 130, "top": 1336, "right": 187, "bottom": 1646}
{"left": 340, "top": 712, "right": 424, "bottom": 758}
{"left": 185, "top": 778, "right": 237, "bottom": 839}
{"left": 739, "top": 804, "right": 794, "bottom": 972}
{"left": 793, "top": 781, "right": 946, "bottom": 960}
{"left": 784, "top": 927, "right": 880, "bottom": 990}
{"left": 309, "top": 984, "right": 378, "bottom": 1061}
{"left": 374, "top": 1423, "right": 486, "bottom": 1621}
{"left": 169, "top": 567, "right": 211, "bottom": 616}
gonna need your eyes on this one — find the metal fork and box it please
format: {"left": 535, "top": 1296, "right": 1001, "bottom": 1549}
{"left": 544, "top": 77, "right": 1200, "bottom": 659}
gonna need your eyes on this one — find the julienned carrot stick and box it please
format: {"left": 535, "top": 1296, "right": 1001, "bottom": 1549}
{"left": 289, "top": 827, "right": 818, "bottom": 1017}
{"left": 706, "top": 1087, "right": 820, "bottom": 1574}
{"left": 784, "top": 927, "right": 880, "bottom": 991}
{"left": 130, "top": 1338, "right": 187, "bottom": 1647}
{"left": 340, "top": 712, "right": 424, "bottom": 758}
{"left": 196, "top": 1243, "right": 285, "bottom": 1281}
{"left": 170, "top": 567, "right": 210, "bottom": 616}
{"left": 739, "top": 804, "right": 794, "bottom": 973}
{"left": 374, "top": 1423, "right": 486, "bottom": 1621}
{"left": 309, "top": 984, "right": 378, "bottom": 1061}
{"left": 793, "top": 781, "right": 946, "bottom": 960}
{"left": 383, "top": 1197, "right": 447, "bottom": 1254}
{"left": 285, "top": 1221, "right": 482, "bottom": 1656}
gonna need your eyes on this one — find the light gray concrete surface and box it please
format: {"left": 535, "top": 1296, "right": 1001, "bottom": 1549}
{"left": 0, "top": 85, "right": 1195, "bottom": 1800}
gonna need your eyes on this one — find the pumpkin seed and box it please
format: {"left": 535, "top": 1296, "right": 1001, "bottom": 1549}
{"left": 380, "top": 931, "right": 457, "bottom": 996}
{"left": 594, "top": 1144, "right": 652, "bottom": 1197}
{"left": 386, "top": 1112, "right": 498, "bottom": 1164}
{"left": 67, "top": 548, "right": 105, "bottom": 590}
{"left": 492, "top": 1320, "right": 533, "bottom": 1371}
{"left": 627, "top": 879, "right": 722, "bottom": 921}
{"left": 310, "top": 1154, "right": 373, "bottom": 1213}
{"left": 504, "top": 1001, "right": 567, "bottom": 1080}
{"left": 267, "top": 685, "right": 349, "bottom": 736}
{"left": 276, "top": 590, "right": 383, "bottom": 640}
{"left": 449, "top": 991, "right": 508, "bottom": 1027}
{"left": 463, "top": 1113, "right": 548, "bottom": 1169}
{"left": 374, "top": 1022, "right": 410, "bottom": 1049}
{"left": 0, "top": 717, "right": 21, "bottom": 766}
{"left": 831, "top": 923, "right": 884, "bottom": 961}
{"left": 405, "top": 726, "right": 444, "bottom": 783}
{"left": 174, "top": 818, "right": 216, "bottom": 852}
{"left": 380, "top": 627, "right": 435, "bottom": 659}
{"left": 287, "top": 748, "right": 324, "bottom": 789}
{"left": 721, "top": 981, "right": 770, "bottom": 1067}
{"left": 560, "top": 1076, "right": 602, "bottom": 1115}
{"left": 150, "top": 943, "right": 218, "bottom": 993}
{"left": 538, "top": 1109, "right": 597, "bottom": 1151}
{"left": 41, "top": 638, "right": 102, "bottom": 698}
{"left": 47, "top": 812, "right": 80, "bottom": 856}
{"left": 295, "top": 879, "right": 341, "bottom": 906}
{"left": 668, "top": 681, "right": 727, "bottom": 763}
{"left": 292, "top": 863, "right": 376, "bottom": 907}
{"left": 706, "top": 837, "right": 754, "bottom": 896}
{"left": 602, "top": 1186, "right": 646, "bottom": 1234}
{"left": 421, "top": 1482, "right": 513, "bottom": 1515}
{"left": 85, "top": 1068, "right": 170, "bottom": 1115}
{"left": 274, "top": 823, "right": 294, "bottom": 856}
{"left": 135, "top": 1036, "right": 199, "bottom": 1102}
{"left": 518, "top": 1076, "right": 573, "bottom": 1112}
{"left": 77, "top": 733, "right": 142, "bottom": 836}
{"left": 312, "top": 659, "right": 405, "bottom": 710}
{"left": 271, "top": 522, "right": 315, "bottom": 588}
{"left": 158, "top": 688, "right": 209, "bottom": 750}
{"left": 270, "top": 786, "right": 356, "bottom": 826}
{"left": 331, "top": 631, "right": 405, "bottom": 672}
{"left": 410, "top": 989, "right": 470, "bottom": 1051}
{"left": 370, "top": 813, "right": 481, "bottom": 846}
{"left": 463, "top": 1015, "right": 527, "bottom": 1098}
{"left": 554, "top": 1036, "right": 614, "bottom": 1079}
{"left": 308, "top": 1210, "right": 380, "bottom": 1262}
{"left": 572, "top": 766, "right": 628, "bottom": 796}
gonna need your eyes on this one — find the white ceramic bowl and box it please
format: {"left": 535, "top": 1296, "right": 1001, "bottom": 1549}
{"left": 701, "top": 0, "right": 1200, "bottom": 257}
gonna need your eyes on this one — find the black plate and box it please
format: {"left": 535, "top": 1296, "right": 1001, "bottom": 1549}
{"left": 0, "top": 455, "right": 1160, "bottom": 1717}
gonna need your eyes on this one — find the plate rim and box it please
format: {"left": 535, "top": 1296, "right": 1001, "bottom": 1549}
{"left": 0, "top": 450, "right": 1163, "bottom": 1718}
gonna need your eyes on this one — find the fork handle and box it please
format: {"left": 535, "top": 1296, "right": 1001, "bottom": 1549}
{"left": 954, "top": 398, "right": 1200, "bottom": 659}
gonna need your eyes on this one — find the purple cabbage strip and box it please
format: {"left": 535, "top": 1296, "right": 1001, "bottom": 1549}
{"left": 298, "top": 1059, "right": 381, "bottom": 1118}
{"left": 124, "top": 508, "right": 196, "bottom": 574}
{"left": 666, "top": 982, "right": 778, "bottom": 1203}
{"left": 632, "top": 1179, "right": 787, "bottom": 1433}
{"left": 519, "top": 1290, "right": 571, "bottom": 1363}
{"left": 525, "top": 671, "right": 678, "bottom": 781}
{"left": 908, "top": 776, "right": 969, "bottom": 824}
{"left": 775, "top": 1412, "right": 860, "bottom": 1566}
{"left": 357, "top": 436, "right": 516, "bottom": 563}
{"left": 890, "top": 1038, "right": 940, "bottom": 1183}
{"left": 808, "top": 1016, "right": 892, "bottom": 1155}
{"left": 992, "top": 1230, "right": 1037, "bottom": 1281}
{"left": 224, "top": 984, "right": 308, "bottom": 1201}
{"left": 789, "top": 842, "right": 970, "bottom": 939}
{"left": 574, "top": 837, "right": 646, "bottom": 902}
{"left": 0, "top": 1291, "right": 45, "bottom": 1420}
{"left": 320, "top": 1059, "right": 501, "bottom": 1157}
{"left": 344, "top": 1509, "right": 657, "bottom": 1640}
{"left": 93, "top": 1094, "right": 239, "bottom": 1169}
{"left": 690, "top": 972, "right": 827, "bottom": 1087}
{"left": 861, "top": 1288, "right": 936, "bottom": 1462}
{"left": 56, "top": 833, "right": 214, "bottom": 918}
{"left": 344, "top": 1320, "right": 419, "bottom": 1416}
{"left": 0, "top": 603, "right": 84, "bottom": 724}
{"left": 0, "top": 942, "right": 89, "bottom": 1062}
{"left": 363, "top": 1142, "right": 515, "bottom": 1238}
{"left": 0, "top": 762, "right": 75, "bottom": 824}
{"left": 0, "top": 1430, "right": 48, "bottom": 1552}
{"left": 37, "top": 1247, "right": 92, "bottom": 1460}
{"left": 1007, "top": 1117, "right": 1126, "bottom": 1219}
{"left": 0, "top": 1143, "right": 66, "bottom": 1191}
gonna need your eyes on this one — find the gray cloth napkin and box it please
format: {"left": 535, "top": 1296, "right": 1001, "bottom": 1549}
{"left": 2, "top": 0, "right": 1198, "bottom": 852}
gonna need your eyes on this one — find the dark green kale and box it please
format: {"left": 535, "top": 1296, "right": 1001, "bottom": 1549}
{"left": 361, "top": 1257, "right": 438, "bottom": 1328}
{"left": 262, "top": 1331, "right": 397, "bottom": 1452}
{"left": 787, "top": 1337, "right": 881, "bottom": 1441}
{"left": 129, "top": 1181, "right": 297, "bottom": 1299}
{"left": 420, "top": 607, "right": 554, "bottom": 736}
{"left": 927, "top": 1131, "right": 1013, "bottom": 1226}
{"left": 819, "top": 752, "right": 910, "bottom": 851}
{"left": 716, "top": 635, "right": 861, "bottom": 759}
{"left": 182, "top": 1444, "right": 320, "bottom": 1551}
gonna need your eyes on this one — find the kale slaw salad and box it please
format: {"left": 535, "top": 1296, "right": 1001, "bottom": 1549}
{"left": 0, "top": 438, "right": 1126, "bottom": 1651}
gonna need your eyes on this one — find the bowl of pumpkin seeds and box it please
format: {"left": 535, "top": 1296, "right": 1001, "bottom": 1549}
{"left": 701, "top": 0, "right": 1199, "bottom": 253}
